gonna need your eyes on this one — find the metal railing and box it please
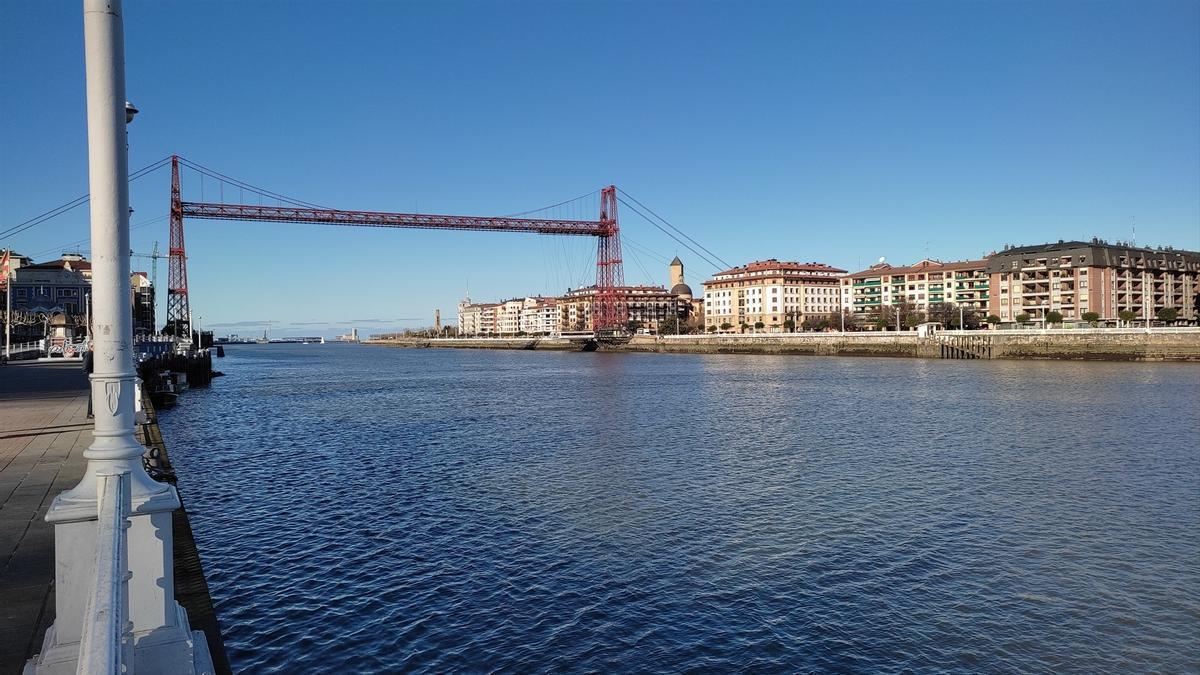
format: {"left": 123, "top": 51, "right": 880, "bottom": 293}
{"left": 4, "top": 340, "right": 44, "bottom": 355}
{"left": 77, "top": 470, "right": 132, "bottom": 675}
{"left": 663, "top": 326, "right": 1200, "bottom": 339}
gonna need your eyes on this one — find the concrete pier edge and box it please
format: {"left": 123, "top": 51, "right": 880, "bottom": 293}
{"left": 363, "top": 329, "right": 1200, "bottom": 361}
{"left": 139, "top": 395, "right": 233, "bottom": 675}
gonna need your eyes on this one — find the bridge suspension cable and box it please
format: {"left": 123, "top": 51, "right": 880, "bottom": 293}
{"left": 0, "top": 156, "right": 172, "bottom": 240}
{"left": 618, "top": 188, "right": 731, "bottom": 270}
{"left": 616, "top": 195, "right": 727, "bottom": 272}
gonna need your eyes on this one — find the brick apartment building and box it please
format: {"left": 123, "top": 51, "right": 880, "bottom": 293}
{"left": 986, "top": 241, "right": 1200, "bottom": 324}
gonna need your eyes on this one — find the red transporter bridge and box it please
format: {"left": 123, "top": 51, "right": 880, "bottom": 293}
{"left": 164, "top": 156, "right": 627, "bottom": 342}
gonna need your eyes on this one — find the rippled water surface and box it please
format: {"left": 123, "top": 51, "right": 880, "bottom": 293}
{"left": 159, "top": 345, "right": 1200, "bottom": 673}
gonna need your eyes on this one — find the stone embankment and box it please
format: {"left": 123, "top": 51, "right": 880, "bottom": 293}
{"left": 369, "top": 328, "right": 1200, "bottom": 361}
{"left": 638, "top": 328, "right": 1200, "bottom": 361}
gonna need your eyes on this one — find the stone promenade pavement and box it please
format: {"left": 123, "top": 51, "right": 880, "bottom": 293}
{"left": 0, "top": 361, "right": 92, "bottom": 673}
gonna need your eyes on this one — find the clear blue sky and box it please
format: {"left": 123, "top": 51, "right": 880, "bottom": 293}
{"left": 3, "top": 0, "right": 1198, "bottom": 336}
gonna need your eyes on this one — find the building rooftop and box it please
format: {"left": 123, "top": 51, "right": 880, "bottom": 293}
{"left": 708, "top": 259, "right": 847, "bottom": 281}
{"left": 23, "top": 256, "right": 93, "bottom": 273}
{"left": 996, "top": 239, "right": 1199, "bottom": 257}
{"left": 845, "top": 258, "right": 987, "bottom": 279}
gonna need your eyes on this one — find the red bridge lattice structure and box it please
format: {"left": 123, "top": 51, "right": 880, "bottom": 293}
{"left": 165, "top": 156, "right": 625, "bottom": 340}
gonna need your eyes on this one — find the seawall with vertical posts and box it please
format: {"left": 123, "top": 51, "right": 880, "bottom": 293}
{"left": 635, "top": 328, "right": 1200, "bottom": 361}
{"left": 367, "top": 328, "right": 1200, "bottom": 361}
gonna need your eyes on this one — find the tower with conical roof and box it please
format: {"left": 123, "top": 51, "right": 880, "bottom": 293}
{"left": 669, "top": 256, "right": 693, "bottom": 298}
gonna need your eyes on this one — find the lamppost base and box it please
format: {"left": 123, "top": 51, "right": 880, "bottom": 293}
{"left": 26, "top": 603, "right": 214, "bottom": 675}
{"left": 27, "top": 482, "right": 214, "bottom": 675}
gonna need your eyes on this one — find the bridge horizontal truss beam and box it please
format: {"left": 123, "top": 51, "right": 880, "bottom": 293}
{"left": 179, "top": 202, "right": 608, "bottom": 236}
{"left": 166, "top": 156, "right": 626, "bottom": 335}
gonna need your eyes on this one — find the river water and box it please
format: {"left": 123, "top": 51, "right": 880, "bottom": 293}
{"left": 158, "top": 344, "right": 1200, "bottom": 673}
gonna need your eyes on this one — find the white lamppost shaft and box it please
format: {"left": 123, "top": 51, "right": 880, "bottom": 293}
{"left": 28, "top": 5, "right": 203, "bottom": 670}
{"left": 5, "top": 276, "right": 10, "bottom": 361}
{"left": 85, "top": 0, "right": 134, "bottom": 455}
{"left": 68, "top": 0, "right": 166, "bottom": 500}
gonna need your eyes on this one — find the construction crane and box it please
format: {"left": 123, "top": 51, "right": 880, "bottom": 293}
{"left": 131, "top": 242, "right": 166, "bottom": 335}
{"left": 130, "top": 241, "right": 164, "bottom": 291}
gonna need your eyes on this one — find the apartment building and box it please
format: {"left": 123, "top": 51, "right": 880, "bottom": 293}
{"left": 496, "top": 299, "right": 525, "bottom": 335}
{"left": 457, "top": 297, "right": 479, "bottom": 335}
{"left": 7, "top": 253, "right": 157, "bottom": 341}
{"left": 520, "top": 297, "right": 559, "bottom": 335}
{"left": 9, "top": 253, "right": 93, "bottom": 315}
{"left": 457, "top": 300, "right": 501, "bottom": 336}
{"left": 130, "top": 271, "right": 155, "bottom": 337}
{"left": 702, "top": 259, "right": 845, "bottom": 332}
{"left": 560, "top": 285, "right": 683, "bottom": 333}
{"left": 842, "top": 258, "right": 989, "bottom": 317}
{"left": 987, "top": 241, "right": 1200, "bottom": 324}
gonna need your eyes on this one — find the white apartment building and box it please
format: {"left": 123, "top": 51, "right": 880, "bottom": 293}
{"left": 520, "top": 297, "right": 560, "bottom": 335}
{"left": 841, "top": 258, "right": 990, "bottom": 317}
{"left": 702, "top": 259, "right": 846, "bottom": 332}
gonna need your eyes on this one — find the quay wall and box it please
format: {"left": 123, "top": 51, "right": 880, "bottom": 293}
{"left": 139, "top": 373, "right": 233, "bottom": 673}
{"left": 987, "top": 329, "right": 1200, "bottom": 361}
{"left": 641, "top": 328, "right": 1200, "bottom": 361}
{"left": 626, "top": 333, "right": 919, "bottom": 357}
{"left": 368, "top": 329, "right": 1200, "bottom": 361}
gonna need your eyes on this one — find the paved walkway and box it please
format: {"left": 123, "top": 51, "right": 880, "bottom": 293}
{"left": 0, "top": 361, "right": 230, "bottom": 674}
{"left": 0, "top": 361, "right": 92, "bottom": 673}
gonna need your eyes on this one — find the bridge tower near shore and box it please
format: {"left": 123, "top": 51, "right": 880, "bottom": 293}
{"left": 166, "top": 156, "right": 192, "bottom": 342}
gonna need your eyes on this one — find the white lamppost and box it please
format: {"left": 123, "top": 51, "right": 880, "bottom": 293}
{"left": 50, "top": 3, "right": 171, "bottom": 514}
{"left": 3, "top": 252, "right": 10, "bottom": 361}
{"left": 30, "top": 2, "right": 209, "bottom": 672}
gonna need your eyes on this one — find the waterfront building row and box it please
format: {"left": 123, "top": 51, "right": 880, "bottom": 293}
{"left": 1, "top": 251, "right": 157, "bottom": 341}
{"left": 706, "top": 240, "right": 1198, "bottom": 330}
{"left": 457, "top": 285, "right": 697, "bottom": 336}
{"left": 454, "top": 239, "right": 1199, "bottom": 334}
{"left": 457, "top": 257, "right": 701, "bottom": 336}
